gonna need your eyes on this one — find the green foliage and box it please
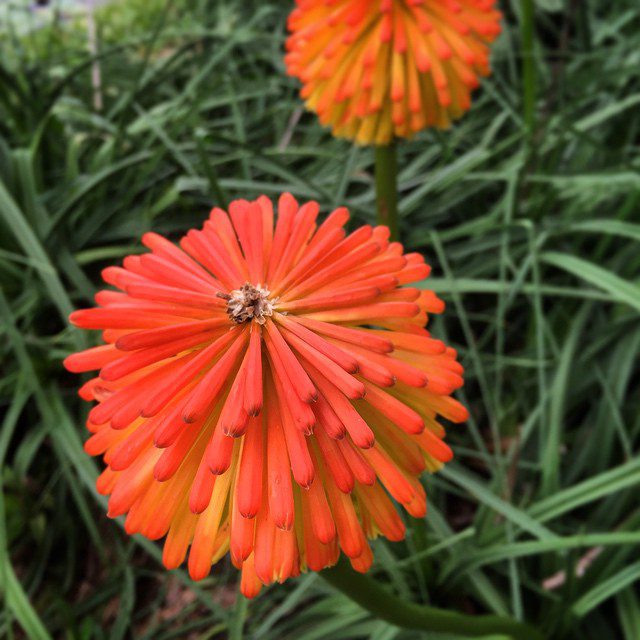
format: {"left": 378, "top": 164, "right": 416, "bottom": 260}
{"left": 0, "top": 0, "right": 639, "bottom": 638}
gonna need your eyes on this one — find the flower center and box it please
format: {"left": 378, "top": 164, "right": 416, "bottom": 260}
{"left": 218, "top": 283, "right": 276, "bottom": 325}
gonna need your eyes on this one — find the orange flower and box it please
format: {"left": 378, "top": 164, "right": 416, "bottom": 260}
{"left": 64, "top": 194, "right": 467, "bottom": 597}
{"left": 285, "top": 0, "right": 502, "bottom": 145}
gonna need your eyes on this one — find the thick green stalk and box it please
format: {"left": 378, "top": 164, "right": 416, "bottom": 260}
{"left": 321, "top": 560, "right": 544, "bottom": 640}
{"left": 374, "top": 142, "right": 399, "bottom": 241}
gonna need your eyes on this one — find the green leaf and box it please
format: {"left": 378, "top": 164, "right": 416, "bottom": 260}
{"left": 616, "top": 587, "right": 640, "bottom": 640}
{"left": 0, "top": 179, "right": 74, "bottom": 321}
{"left": 530, "top": 457, "right": 640, "bottom": 523}
{"left": 565, "top": 219, "right": 640, "bottom": 243}
{"left": 572, "top": 561, "right": 640, "bottom": 617}
{"left": 541, "top": 251, "right": 640, "bottom": 313}
{"left": 440, "top": 467, "right": 559, "bottom": 542}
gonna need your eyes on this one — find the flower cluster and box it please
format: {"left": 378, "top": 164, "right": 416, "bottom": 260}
{"left": 286, "top": 0, "right": 502, "bottom": 144}
{"left": 65, "top": 194, "right": 467, "bottom": 597}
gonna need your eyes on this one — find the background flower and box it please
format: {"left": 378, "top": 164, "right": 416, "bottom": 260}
{"left": 286, "top": 0, "right": 502, "bottom": 144}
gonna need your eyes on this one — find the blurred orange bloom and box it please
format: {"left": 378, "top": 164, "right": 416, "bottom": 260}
{"left": 65, "top": 194, "right": 467, "bottom": 597}
{"left": 285, "top": 0, "right": 501, "bottom": 145}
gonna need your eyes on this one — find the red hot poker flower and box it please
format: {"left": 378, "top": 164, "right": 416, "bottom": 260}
{"left": 65, "top": 194, "right": 468, "bottom": 597}
{"left": 285, "top": 0, "right": 502, "bottom": 145}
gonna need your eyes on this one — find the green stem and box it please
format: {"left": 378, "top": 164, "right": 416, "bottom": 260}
{"left": 521, "top": 0, "right": 537, "bottom": 140}
{"left": 321, "top": 560, "right": 544, "bottom": 640}
{"left": 374, "top": 142, "right": 399, "bottom": 241}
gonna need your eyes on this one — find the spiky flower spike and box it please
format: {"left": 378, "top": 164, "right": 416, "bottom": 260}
{"left": 285, "top": 0, "right": 502, "bottom": 145}
{"left": 65, "top": 194, "right": 467, "bottom": 597}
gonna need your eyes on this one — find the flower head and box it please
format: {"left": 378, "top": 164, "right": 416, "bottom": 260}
{"left": 285, "top": 0, "right": 502, "bottom": 145}
{"left": 65, "top": 194, "right": 467, "bottom": 597}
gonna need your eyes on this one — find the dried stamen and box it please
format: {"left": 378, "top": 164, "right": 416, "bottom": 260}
{"left": 218, "top": 284, "right": 276, "bottom": 325}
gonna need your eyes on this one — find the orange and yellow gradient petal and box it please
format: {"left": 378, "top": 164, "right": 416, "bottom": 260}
{"left": 65, "top": 194, "right": 468, "bottom": 597}
{"left": 285, "top": 0, "right": 502, "bottom": 144}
